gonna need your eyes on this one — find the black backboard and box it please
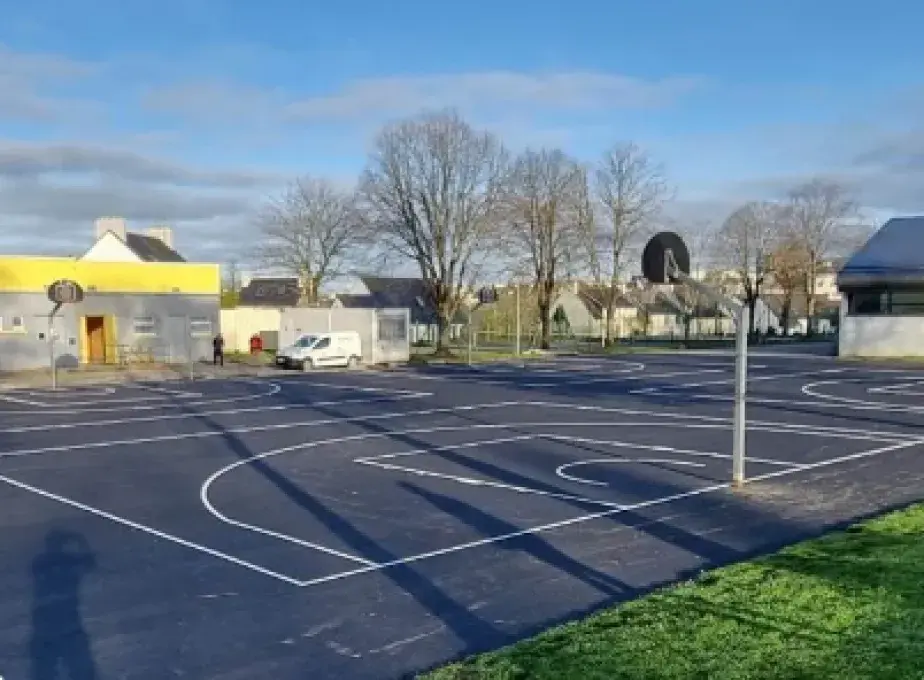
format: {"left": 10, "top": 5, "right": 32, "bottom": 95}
{"left": 641, "top": 232, "right": 690, "bottom": 284}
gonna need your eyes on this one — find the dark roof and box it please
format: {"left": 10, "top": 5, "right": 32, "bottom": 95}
{"left": 572, "top": 285, "right": 636, "bottom": 320}
{"left": 238, "top": 278, "right": 301, "bottom": 307}
{"left": 335, "top": 293, "right": 376, "bottom": 308}
{"left": 838, "top": 217, "right": 924, "bottom": 288}
{"left": 358, "top": 276, "right": 470, "bottom": 324}
{"left": 124, "top": 232, "right": 185, "bottom": 262}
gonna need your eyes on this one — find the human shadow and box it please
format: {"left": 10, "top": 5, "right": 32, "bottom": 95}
{"left": 29, "top": 529, "right": 98, "bottom": 680}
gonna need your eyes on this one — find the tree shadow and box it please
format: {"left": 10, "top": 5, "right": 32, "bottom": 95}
{"left": 29, "top": 529, "right": 98, "bottom": 680}
{"left": 176, "top": 397, "right": 512, "bottom": 658}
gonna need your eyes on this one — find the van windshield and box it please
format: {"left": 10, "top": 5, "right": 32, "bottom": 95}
{"left": 294, "top": 335, "right": 319, "bottom": 348}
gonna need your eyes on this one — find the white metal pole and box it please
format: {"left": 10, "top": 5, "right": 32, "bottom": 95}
{"left": 467, "top": 305, "right": 473, "bottom": 365}
{"left": 732, "top": 305, "right": 749, "bottom": 486}
{"left": 49, "top": 316, "right": 57, "bottom": 390}
{"left": 187, "top": 316, "right": 194, "bottom": 381}
{"left": 515, "top": 283, "right": 521, "bottom": 357}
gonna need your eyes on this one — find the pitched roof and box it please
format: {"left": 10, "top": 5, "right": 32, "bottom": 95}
{"left": 838, "top": 217, "right": 924, "bottom": 287}
{"left": 124, "top": 232, "right": 185, "bottom": 262}
{"left": 335, "top": 293, "right": 377, "bottom": 308}
{"left": 238, "top": 277, "right": 301, "bottom": 307}
{"left": 572, "top": 285, "right": 637, "bottom": 319}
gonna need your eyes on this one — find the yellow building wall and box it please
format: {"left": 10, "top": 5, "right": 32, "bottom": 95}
{"left": 0, "top": 257, "right": 220, "bottom": 295}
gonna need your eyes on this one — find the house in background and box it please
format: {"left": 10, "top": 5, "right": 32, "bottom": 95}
{"left": 837, "top": 217, "right": 924, "bottom": 357}
{"left": 551, "top": 284, "right": 641, "bottom": 339}
{"left": 332, "top": 276, "right": 464, "bottom": 343}
{"left": 0, "top": 217, "right": 220, "bottom": 372}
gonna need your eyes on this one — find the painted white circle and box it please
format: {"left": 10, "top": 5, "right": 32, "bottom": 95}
{"left": 0, "top": 379, "right": 281, "bottom": 414}
{"left": 555, "top": 458, "right": 707, "bottom": 486}
{"left": 802, "top": 376, "right": 924, "bottom": 412}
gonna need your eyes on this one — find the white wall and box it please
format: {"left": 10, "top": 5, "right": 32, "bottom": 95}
{"left": 838, "top": 297, "right": 924, "bottom": 357}
{"left": 81, "top": 232, "right": 141, "bottom": 262}
{"left": 220, "top": 307, "right": 282, "bottom": 353}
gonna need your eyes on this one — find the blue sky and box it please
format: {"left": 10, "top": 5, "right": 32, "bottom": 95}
{"left": 0, "top": 0, "right": 921, "bottom": 265}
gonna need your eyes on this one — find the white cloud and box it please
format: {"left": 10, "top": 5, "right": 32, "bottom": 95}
{"left": 140, "top": 71, "right": 705, "bottom": 125}
{"left": 0, "top": 140, "right": 287, "bottom": 261}
{"left": 0, "top": 43, "right": 100, "bottom": 121}
{"left": 284, "top": 71, "right": 705, "bottom": 121}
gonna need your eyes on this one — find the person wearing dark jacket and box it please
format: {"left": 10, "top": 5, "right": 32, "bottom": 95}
{"left": 212, "top": 333, "right": 225, "bottom": 366}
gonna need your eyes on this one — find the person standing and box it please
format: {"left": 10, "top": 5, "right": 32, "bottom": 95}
{"left": 212, "top": 333, "right": 225, "bottom": 366}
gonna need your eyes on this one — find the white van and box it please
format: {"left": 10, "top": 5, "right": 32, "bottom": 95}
{"left": 275, "top": 331, "right": 362, "bottom": 371}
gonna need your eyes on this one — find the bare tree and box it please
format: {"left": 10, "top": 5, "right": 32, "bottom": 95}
{"left": 714, "top": 201, "right": 783, "bottom": 335}
{"left": 786, "top": 178, "right": 858, "bottom": 335}
{"left": 587, "top": 143, "right": 670, "bottom": 344}
{"left": 501, "top": 148, "right": 589, "bottom": 349}
{"left": 257, "top": 177, "right": 363, "bottom": 303}
{"left": 358, "top": 110, "right": 507, "bottom": 354}
{"left": 766, "top": 238, "right": 809, "bottom": 335}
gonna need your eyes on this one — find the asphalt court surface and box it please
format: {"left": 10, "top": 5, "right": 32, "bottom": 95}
{"left": 2, "top": 352, "right": 924, "bottom": 680}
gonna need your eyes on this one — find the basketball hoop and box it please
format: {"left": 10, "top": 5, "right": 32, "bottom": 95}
{"left": 47, "top": 279, "right": 84, "bottom": 305}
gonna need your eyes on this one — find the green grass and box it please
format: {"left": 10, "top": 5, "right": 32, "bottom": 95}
{"left": 423, "top": 503, "right": 924, "bottom": 680}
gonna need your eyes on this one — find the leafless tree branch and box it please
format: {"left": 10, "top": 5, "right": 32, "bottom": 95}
{"left": 357, "top": 110, "right": 508, "bottom": 352}
{"left": 500, "top": 148, "right": 589, "bottom": 349}
{"left": 257, "top": 176, "right": 365, "bottom": 302}
{"left": 785, "top": 178, "right": 859, "bottom": 335}
{"left": 586, "top": 143, "right": 671, "bottom": 343}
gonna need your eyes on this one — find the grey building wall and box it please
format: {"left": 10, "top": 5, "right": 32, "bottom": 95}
{"left": 280, "top": 307, "right": 410, "bottom": 364}
{"left": 0, "top": 292, "right": 219, "bottom": 372}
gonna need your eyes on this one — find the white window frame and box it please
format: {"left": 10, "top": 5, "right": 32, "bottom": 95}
{"left": 189, "top": 317, "right": 212, "bottom": 336}
{"left": 133, "top": 316, "right": 157, "bottom": 336}
{"left": 0, "top": 314, "right": 26, "bottom": 333}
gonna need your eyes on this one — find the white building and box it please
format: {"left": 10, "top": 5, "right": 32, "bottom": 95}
{"left": 838, "top": 217, "right": 924, "bottom": 357}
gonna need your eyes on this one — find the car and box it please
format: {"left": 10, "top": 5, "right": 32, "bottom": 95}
{"left": 275, "top": 331, "right": 362, "bottom": 370}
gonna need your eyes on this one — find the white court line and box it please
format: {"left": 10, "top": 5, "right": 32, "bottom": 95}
{"left": 631, "top": 368, "right": 846, "bottom": 392}
{"left": 357, "top": 433, "right": 796, "bottom": 468}
{"left": 0, "top": 379, "right": 283, "bottom": 415}
{"left": 538, "top": 434, "right": 796, "bottom": 466}
{"left": 4, "top": 397, "right": 915, "bottom": 461}
{"left": 0, "top": 394, "right": 443, "bottom": 459}
{"left": 0, "top": 473, "right": 305, "bottom": 585}
{"left": 632, "top": 389, "right": 924, "bottom": 415}
{"left": 556, "top": 458, "right": 707, "bottom": 486}
{"left": 802, "top": 379, "right": 924, "bottom": 411}
{"left": 521, "top": 368, "right": 727, "bottom": 388}
{"left": 295, "top": 438, "right": 923, "bottom": 587}
{"left": 0, "top": 394, "right": 49, "bottom": 407}
{"left": 198, "top": 412, "right": 905, "bottom": 577}
{"left": 0, "top": 392, "right": 433, "bottom": 435}
{"left": 867, "top": 381, "right": 924, "bottom": 394}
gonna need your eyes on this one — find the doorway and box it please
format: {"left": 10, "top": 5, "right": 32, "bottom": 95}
{"left": 85, "top": 316, "right": 106, "bottom": 363}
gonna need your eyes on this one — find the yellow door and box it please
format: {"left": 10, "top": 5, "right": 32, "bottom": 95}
{"left": 86, "top": 316, "right": 106, "bottom": 363}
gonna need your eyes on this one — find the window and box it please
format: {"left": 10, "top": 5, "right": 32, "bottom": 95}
{"left": 0, "top": 315, "right": 25, "bottom": 333}
{"left": 295, "top": 335, "right": 318, "bottom": 348}
{"left": 313, "top": 337, "right": 330, "bottom": 350}
{"left": 133, "top": 317, "right": 157, "bottom": 335}
{"left": 378, "top": 314, "right": 408, "bottom": 342}
{"left": 189, "top": 317, "right": 212, "bottom": 335}
{"left": 847, "top": 288, "right": 924, "bottom": 316}
{"left": 889, "top": 291, "right": 924, "bottom": 315}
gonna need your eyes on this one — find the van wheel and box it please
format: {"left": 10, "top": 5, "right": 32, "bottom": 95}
{"left": 347, "top": 356, "right": 359, "bottom": 369}
{"left": 301, "top": 358, "right": 314, "bottom": 372}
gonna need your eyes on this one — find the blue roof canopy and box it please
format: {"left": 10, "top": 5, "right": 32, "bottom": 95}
{"left": 838, "top": 217, "right": 924, "bottom": 288}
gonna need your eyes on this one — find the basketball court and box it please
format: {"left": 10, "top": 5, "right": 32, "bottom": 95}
{"left": 2, "top": 351, "right": 924, "bottom": 680}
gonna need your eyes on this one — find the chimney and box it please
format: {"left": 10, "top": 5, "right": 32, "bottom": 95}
{"left": 95, "top": 217, "right": 126, "bottom": 241}
{"left": 146, "top": 226, "right": 174, "bottom": 248}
